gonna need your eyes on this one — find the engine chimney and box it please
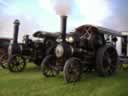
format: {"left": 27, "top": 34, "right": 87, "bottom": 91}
{"left": 13, "top": 19, "right": 20, "bottom": 44}
{"left": 61, "top": 16, "right": 67, "bottom": 42}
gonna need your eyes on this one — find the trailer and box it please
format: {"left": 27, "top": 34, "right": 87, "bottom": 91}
{"left": 116, "top": 32, "right": 128, "bottom": 69}
{"left": 0, "top": 38, "right": 12, "bottom": 69}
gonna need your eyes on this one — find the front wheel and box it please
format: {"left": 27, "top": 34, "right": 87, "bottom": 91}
{"left": 8, "top": 55, "right": 26, "bottom": 72}
{"left": 64, "top": 58, "right": 81, "bottom": 83}
{"left": 41, "top": 55, "right": 59, "bottom": 77}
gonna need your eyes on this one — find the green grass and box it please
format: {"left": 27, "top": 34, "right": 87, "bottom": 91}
{"left": 0, "top": 64, "right": 128, "bottom": 96}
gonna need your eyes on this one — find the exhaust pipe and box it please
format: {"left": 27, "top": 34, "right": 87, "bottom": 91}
{"left": 13, "top": 19, "right": 20, "bottom": 44}
{"left": 61, "top": 16, "right": 67, "bottom": 42}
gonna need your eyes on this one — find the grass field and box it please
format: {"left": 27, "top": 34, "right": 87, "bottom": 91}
{"left": 0, "top": 64, "right": 128, "bottom": 96}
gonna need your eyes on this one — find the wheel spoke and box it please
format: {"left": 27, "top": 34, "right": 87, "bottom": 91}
{"left": 8, "top": 55, "right": 26, "bottom": 72}
{"left": 96, "top": 46, "right": 118, "bottom": 76}
{"left": 64, "top": 59, "right": 81, "bottom": 83}
{"left": 41, "top": 56, "right": 59, "bottom": 77}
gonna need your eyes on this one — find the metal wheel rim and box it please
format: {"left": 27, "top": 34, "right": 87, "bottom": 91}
{"left": 9, "top": 55, "right": 25, "bottom": 72}
{"left": 102, "top": 47, "right": 118, "bottom": 74}
{"left": 1, "top": 54, "right": 8, "bottom": 69}
{"left": 42, "top": 56, "right": 58, "bottom": 77}
{"left": 65, "top": 60, "right": 81, "bottom": 82}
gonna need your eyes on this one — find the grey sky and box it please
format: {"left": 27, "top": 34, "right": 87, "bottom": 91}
{"left": 0, "top": 0, "right": 128, "bottom": 41}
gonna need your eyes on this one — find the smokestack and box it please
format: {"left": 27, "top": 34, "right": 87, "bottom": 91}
{"left": 54, "top": 0, "right": 71, "bottom": 41}
{"left": 61, "top": 16, "right": 67, "bottom": 42}
{"left": 13, "top": 19, "right": 20, "bottom": 44}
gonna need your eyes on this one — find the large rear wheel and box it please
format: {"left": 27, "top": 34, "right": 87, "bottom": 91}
{"left": 96, "top": 45, "right": 118, "bottom": 76}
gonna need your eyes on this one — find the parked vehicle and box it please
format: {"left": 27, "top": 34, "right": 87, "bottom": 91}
{"left": 8, "top": 20, "right": 60, "bottom": 72}
{"left": 41, "top": 16, "right": 118, "bottom": 83}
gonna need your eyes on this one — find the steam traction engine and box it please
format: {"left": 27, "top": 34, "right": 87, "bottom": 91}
{"left": 41, "top": 16, "right": 118, "bottom": 83}
{"left": 8, "top": 20, "right": 60, "bottom": 72}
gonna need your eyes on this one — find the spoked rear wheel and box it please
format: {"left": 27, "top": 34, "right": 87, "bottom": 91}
{"left": 8, "top": 55, "right": 26, "bottom": 72}
{"left": 96, "top": 45, "right": 118, "bottom": 76}
{"left": 41, "top": 55, "right": 59, "bottom": 77}
{"left": 1, "top": 54, "right": 8, "bottom": 69}
{"left": 64, "top": 58, "right": 81, "bottom": 83}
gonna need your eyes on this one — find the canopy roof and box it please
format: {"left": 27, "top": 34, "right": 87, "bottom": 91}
{"left": 75, "top": 24, "right": 122, "bottom": 37}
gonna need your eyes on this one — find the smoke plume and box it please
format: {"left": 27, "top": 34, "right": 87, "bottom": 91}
{"left": 54, "top": 0, "right": 72, "bottom": 16}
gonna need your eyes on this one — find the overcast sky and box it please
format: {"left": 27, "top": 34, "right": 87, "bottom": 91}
{"left": 0, "top": 0, "right": 128, "bottom": 41}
